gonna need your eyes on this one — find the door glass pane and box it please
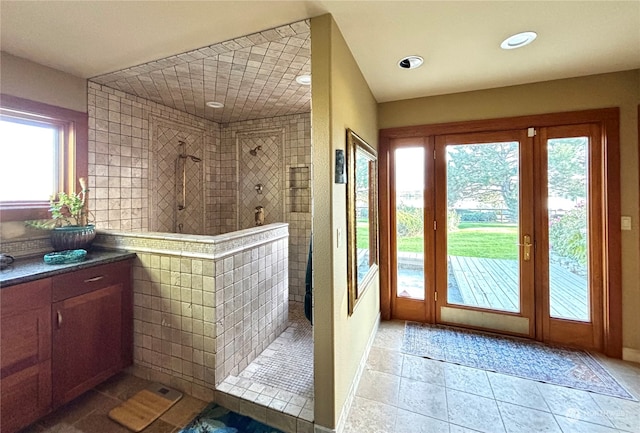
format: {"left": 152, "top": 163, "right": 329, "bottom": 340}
{"left": 547, "top": 137, "right": 589, "bottom": 321}
{"left": 395, "top": 147, "right": 424, "bottom": 300}
{"left": 446, "top": 142, "right": 520, "bottom": 312}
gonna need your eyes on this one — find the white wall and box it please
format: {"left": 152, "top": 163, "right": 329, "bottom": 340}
{"left": 1, "top": 52, "right": 87, "bottom": 112}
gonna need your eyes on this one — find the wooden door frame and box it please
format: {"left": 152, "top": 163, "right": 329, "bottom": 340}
{"left": 384, "top": 137, "right": 435, "bottom": 322}
{"left": 379, "top": 107, "right": 622, "bottom": 358}
{"left": 534, "top": 124, "right": 604, "bottom": 352}
{"left": 433, "top": 130, "right": 535, "bottom": 338}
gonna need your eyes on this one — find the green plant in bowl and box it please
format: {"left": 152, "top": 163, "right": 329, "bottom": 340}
{"left": 49, "top": 190, "right": 89, "bottom": 227}
{"left": 26, "top": 178, "right": 92, "bottom": 229}
{"left": 26, "top": 178, "right": 96, "bottom": 252}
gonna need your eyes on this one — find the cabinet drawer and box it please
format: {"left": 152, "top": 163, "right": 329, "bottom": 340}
{"left": 52, "top": 260, "right": 130, "bottom": 301}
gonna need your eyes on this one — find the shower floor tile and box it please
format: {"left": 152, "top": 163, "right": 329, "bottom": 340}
{"left": 217, "top": 302, "right": 314, "bottom": 431}
{"left": 248, "top": 306, "right": 313, "bottom": 398}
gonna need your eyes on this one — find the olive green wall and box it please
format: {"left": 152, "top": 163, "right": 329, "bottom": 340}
{"left": 379, "top": 70, "right": 640, "bottom": 357}
{"left": 311, "top": 14, "right": 380, "bottom": 430}
{"left": 0, "top": 51, "right": 87, "bottom": 112}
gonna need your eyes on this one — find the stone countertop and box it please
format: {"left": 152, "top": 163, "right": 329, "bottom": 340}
{"left": 0, "top": 249, "right": 137, "bottom": 288}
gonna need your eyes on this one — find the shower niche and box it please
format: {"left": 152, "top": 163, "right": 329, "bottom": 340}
{"left": 288, "top": 165, "right": 310, "bottom": 213}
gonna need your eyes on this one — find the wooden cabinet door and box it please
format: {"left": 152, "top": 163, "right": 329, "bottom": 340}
{"left": 0, "top": 278, "right": 52, "bottom": 433}
{"left": 1, "top": 362, "right": 52, "bottom": 433}
{"left": 52, "top": 283, "right": 122, "bottom": 406}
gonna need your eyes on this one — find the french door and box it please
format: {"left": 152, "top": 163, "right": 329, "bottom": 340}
{"left": 386, "top": 123, "right": 605, "bottom": 351}
{"left": 435, "top": 130, "right": 535, "bottom": 337}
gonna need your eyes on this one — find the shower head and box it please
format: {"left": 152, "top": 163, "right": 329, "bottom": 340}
{"left": 249, "top": 145, "right": 262, "bottom": 156}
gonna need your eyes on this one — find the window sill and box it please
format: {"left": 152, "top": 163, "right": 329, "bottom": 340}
{"left": 0, "top": 203, "right": 51, "bottom": 222}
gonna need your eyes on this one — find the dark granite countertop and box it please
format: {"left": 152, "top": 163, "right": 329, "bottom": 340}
{"left": 0, "top": 249, "right": 137, "bottom": 288}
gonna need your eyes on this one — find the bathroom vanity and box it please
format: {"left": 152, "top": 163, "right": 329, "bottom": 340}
{"left": 0, "top": 251, "right": 135, "bottom": 433}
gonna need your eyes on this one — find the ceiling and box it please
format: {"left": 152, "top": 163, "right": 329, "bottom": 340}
{"left": 2, "top": 1, "right": 639, "bottom": 121}
{"left": 91, "top": 21, "right": 311, "bottom": 123}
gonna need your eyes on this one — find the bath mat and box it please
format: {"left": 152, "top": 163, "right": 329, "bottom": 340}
{"left": 401, "top": 322, "right": 637, "bottom": 401}
{"left": 178, "top": 403, "right": 284, "bottom": 433}
{"left": 108, "top": 383, "right": 183, "bottom": 432}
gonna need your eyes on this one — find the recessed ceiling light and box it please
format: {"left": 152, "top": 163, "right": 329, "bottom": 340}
{"left": 398, "top": 56, "right": 424, "bottom": 70}
{"left": 296, "top": 74, "right": 311, "bottom": 85}
{"left": 501, "top": 31, "right": 537, "bottom": 50}
{"left": 206, "top": 101, "right": 224, "bottom": 108}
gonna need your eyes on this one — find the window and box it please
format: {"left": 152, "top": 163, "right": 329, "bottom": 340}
{"left": 1, "top": 115, "right": 61, "bottom": 201}
{"left": 0, "top": 94, "right": 87, "bottom": 221}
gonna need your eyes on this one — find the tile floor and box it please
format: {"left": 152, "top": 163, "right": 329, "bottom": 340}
{"left": 216, "top": 302, "right": 314, "bottom": 433}
{"left": 18, "top": 372, "right": 207, "bottom": 433}
{"left": 344, "top": 320, "right": 640, "bottom": 433}
{"left": 18, "top": 318, "right": 640, "bottom": 433}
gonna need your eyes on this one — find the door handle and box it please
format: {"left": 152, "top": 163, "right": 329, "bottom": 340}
{"left": 522, "top": 235, "right": 532, "bottom": 261}
{"left": 57, "top": 311, "right": 63, "bottom": 329}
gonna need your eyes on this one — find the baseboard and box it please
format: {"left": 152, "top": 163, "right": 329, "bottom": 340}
{"left": 622, "top": 347, "right": 640, "bottom": 364}
{"left": 334, "top": 312, "right": 381, "bottom": 433}
{"left": 314, "top": 424, "right": 336, "bottom": 433}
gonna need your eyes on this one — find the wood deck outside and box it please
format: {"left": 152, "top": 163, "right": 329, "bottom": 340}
{"left": 448, "top": 255, "right": 589, "bottom": 320}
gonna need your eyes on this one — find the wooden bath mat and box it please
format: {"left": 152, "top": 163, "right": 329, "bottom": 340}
{"left": 108, "top": 383, "right": 183, "bottom": 432}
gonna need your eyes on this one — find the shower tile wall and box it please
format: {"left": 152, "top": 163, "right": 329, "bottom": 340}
{"left": 88, "top": 82, "right": 311, "bottom": 302}
{"left": 150, "top": 118, "right": 206, "bottom": 234}
{"left": 93, "top": 226, "right": 289, "bottom": 401}
{"left": 87, "top": 82, "right": 219, "bottom": 233}
{"left": 237, "top": 129, "right": 285, "bottom": 230}
{"left": 222, "top": 113, "right": 312, "bottom": 302}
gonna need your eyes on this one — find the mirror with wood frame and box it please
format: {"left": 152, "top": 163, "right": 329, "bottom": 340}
{"left": 346, "top": 129, "right": 379, "bottom": 315}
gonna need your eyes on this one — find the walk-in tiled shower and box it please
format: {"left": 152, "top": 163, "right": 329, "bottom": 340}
{"left": 86, "top": 19, "right": 314, "bottom": 433}
{"left": 87, "top": 83, "right": 311, "bottom": 302}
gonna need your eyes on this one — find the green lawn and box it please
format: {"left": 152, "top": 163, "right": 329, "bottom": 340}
{"left": 357, "top": 222, "right": 518, "bottom": 259}
{"left": 448, "top": 223, "right": 518, "bottom": 259}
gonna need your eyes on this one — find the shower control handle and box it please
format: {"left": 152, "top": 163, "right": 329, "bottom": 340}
{"left": 255, "top": 206, "right": 265, "bottom": 226}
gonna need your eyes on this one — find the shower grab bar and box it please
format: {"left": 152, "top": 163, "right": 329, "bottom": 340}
{"left": 178, "top": 154, "right": 186, "bottom": 211}
{"left": 176, "top": 141, "right": 202, "bottom": 214}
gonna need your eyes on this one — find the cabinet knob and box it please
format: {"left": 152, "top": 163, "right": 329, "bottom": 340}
{"left": 57, "top": 311, "right": 63, "bottom": 328}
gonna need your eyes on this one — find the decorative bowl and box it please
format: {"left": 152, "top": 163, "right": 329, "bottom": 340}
{"left": 50, "top": 225, "right": 96, "bottom": 252}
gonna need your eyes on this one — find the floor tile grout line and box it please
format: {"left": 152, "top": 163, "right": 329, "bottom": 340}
{"left": 590, "top": 392, "right": 627, "bottom": 431}
{"left": 550, "top": 411, "right": 614, "bottom": 433}
{"left": 495, "top": 399, "right": 560, "bottom": 433}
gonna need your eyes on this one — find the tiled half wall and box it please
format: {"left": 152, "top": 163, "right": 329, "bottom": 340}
{"left": 87, "top": 82, "right": 311, "bottom": 301}
{"left": 93, "top": 223, "right": 289, "bottom": 400}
